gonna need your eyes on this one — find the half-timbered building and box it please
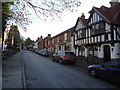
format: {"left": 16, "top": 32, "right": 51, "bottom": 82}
{"left": 71, "top": 13, "right": 88, "bottom": 56}
{"left": 73, "top": 1, "right": 120, "bottom": 63}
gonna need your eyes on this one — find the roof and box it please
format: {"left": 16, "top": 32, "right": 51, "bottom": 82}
{"left": 51, "top": 26, "right": 75, "bottom": 39}
{"left": 79, "top": 17, "right": 88, "bottom": 25}
{"left": 94, "top": 3, "right": 120, "bottom": 25}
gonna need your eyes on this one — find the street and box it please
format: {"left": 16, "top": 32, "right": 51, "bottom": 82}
{"left": 21, "top": 50, "right": 119, "bottom": 88}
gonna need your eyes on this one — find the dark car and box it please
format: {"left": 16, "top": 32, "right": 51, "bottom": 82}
{"left": 88, "top": 60, "right": 120, "bottom": 85}
{"left": 33, "top": 48, "right": 39, "bottom": 53}
{"left": 39, "top": 50, "right": 49, "bottom": 56}
{"left": 53, "top": 50, "right": 77, "bottom": 64}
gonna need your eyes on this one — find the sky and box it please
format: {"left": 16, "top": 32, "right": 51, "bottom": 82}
{"left": 19, "top": 0, "right": 111, "bottom": 41}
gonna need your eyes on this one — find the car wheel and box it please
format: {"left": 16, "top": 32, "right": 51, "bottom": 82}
{"left": 89, "top": 69, "right": 96, "bottom": 78}
{"left": 59, "top": 59, "right": 63, "bottom": 64}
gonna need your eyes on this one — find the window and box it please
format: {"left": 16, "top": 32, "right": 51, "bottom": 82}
{"left": 92, "top": 23, "right": 104, "bottom": 30}
{"left": 99, "top": 23, "right": 104, "bottom": 29}
{"left": 57, "top": 37, "right": 59, "bottom": 42}
{"left": 52, "top": 39, "right": 54, "bottom": 43}
{"left": 48, "top": 41, "right": 50, "bottom": 45}
{"left": 96, "top": 24, "right": 99, "bottom": 29}
{"left": 64, "top": 33, "right": 67, "bottom": 40}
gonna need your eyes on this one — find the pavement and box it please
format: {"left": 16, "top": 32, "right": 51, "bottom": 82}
{"left": 2, "top": 51, "right": 25, "bottom": 88}
{"left": 2, "top": 50, "right": 88, "bottom": 88}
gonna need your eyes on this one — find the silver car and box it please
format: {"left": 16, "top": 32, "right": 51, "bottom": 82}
{"left": 53, "top": 50, "right": 77, "bottom": 64}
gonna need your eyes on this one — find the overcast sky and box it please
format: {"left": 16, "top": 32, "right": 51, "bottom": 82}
{"left": 19, "top": 0, "right": 111, "bottom": 41}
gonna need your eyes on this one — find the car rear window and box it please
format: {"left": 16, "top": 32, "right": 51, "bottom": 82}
{"left": 65, "top": 52, "right": 76, "bottom": 56}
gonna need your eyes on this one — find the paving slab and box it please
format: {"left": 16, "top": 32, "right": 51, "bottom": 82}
{"left": 2, "top": 51, "right": 23, "bottom": 88}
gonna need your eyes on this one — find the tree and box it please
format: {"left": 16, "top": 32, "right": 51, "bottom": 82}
{"left": 13, "top": 25, "right": 21, "bottom": 46}
{"left": 7, "top": 25, "right": 24, "bottom": 47}
{"left": 2, "top": 2, "right": 14, "bottom": 32}
{"left": 25, "top": 37, "right": 34, "bottom": 46}
{"left": 10, "top": 0, "right": 81, "bottom": 31}
{"left": 2, "top": 2, "right": 14, "bottom": 48}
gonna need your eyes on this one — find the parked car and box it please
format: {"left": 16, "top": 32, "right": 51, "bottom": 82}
{"left": 53, "top": 50, "right": 77, "bottom": 64}
{"left": 38, "top": 50, "right": 43, "bottom": 55}
{"left": 88, "top": 60, "right": 120, "bottom": 85}
{"left": 39, "top": 50, "right": 49, "bottom": 56}
{"left": 35, "top": 49, "right": 39, "bottom": 54}
{"left": 33, "top": 48, "right": 38, "bottom": 53}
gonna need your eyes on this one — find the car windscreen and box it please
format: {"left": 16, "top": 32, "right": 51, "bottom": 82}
{"left": 42, "top": 51, "right": 48, "bottom": 53}
{"left": 65, "top": 52, "right": 76, "bottom": 56}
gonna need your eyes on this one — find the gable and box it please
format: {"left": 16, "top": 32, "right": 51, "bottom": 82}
{"left": 88, "top": 9, "right": 104, "bottom": 25}
{"left": 75, "top": 18, "right": 86, "bottom": 31}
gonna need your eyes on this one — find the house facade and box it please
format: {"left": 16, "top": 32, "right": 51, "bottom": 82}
{"left": 72, "top": 1, "right": 120, "bottom": 63}
{"left": 55, "top": 28, "right": 73, "bottom": 52}
{"left": 71, "top": 13, "right": 88, "bottom": 56}
{"left": 46, "top": 27, "right": 74, "bottom": 54}
{"left": 36, "top": 27, "right": 73, "bottom": 55}
{"left": 38, "top": 36, "right": 44, "bottom": 50}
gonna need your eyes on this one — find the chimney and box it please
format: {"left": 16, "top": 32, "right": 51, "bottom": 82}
{"left": 37, "top": 37, "right": 39, "bottom": 40}
{"left": 40, "top": 36, "right": 43, "bottom": 39}
{"left": 81, "top": 13, "right": 85, "bottom": 19}
{"left": 110, "top": 0, "right": 119, "bottom": 7}
{"left": 48, "top": 34, "right": 51, "bottom": 37}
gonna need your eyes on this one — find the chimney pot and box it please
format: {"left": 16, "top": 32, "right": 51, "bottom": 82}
{"left": 48, "top": 34, "right": 51, "bottom": 37}
{"left": 110, "top": 0, "right": 119, "bottom": 7}
{"left": 81, "top": 13, "right": 85, "bottom": 19}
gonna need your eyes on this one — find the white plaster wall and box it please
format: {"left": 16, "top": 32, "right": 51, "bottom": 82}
{"left": 105, "top": 23, "right": 110, "bottom": 32}
{"left": 114, "top": 30, "right": 116, "bottom": 41}
{"left": 76, "top": 47, "right": 79, "bottom": 56}
{"left": 98, "top": 46, "right": 102, "bottom": 58}
{"left": 95, "top": 37, "right": 97, "bottom": 42}
{"left": 71, "top": 36, "right": 75, "bottom": 53}
{"left": 117, "top": 27, "right": 120, "bottom": 40}
{"left": 111, "top": 43, "right": 120, "bottom": 59}
{"left": 101, "top": 35, "right": 104, "bottom": 41}
{"left": 94, "top": 51, "right": 98, "bottom": 57}
{"left": 108, "top": 33, "right": 111, "bottom": 41}
{"left": 98, "top": 45, "right": 104, "bottom": 58}
{"left": 85, "top": 47, "right": 89, "bottom": 57}
{"left": 88, "top": 29, "right": 90, "bottom": 37}
{"left": 98, "top": 36, "right": 100, "bottom": 42}
{"left": 76, "top": 20, "right": 84, "bottom": 31}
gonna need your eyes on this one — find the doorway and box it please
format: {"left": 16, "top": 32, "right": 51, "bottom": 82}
{"left": 103, "top": 45, "right": 111, "bottom": 62}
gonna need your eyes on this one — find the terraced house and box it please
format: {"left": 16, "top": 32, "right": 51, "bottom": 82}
{"left": 48, "top": 27, "right": 74, "bottom": 54}
{"left": 72, "top": 1, "right": 120, "bottom": 63}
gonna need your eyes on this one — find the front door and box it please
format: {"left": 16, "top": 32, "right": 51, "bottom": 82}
{"left": 103, "top": 45, "right": 111, "bottom": 62}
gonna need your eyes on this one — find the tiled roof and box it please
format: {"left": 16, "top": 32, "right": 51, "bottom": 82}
{"left": 94, "top": 3, "right": 120, "bottom": 25}
{"left": 79, "top": 17, "right": 88, "bottom": 25}
{"left": 52, "top": 26, "right": 75, "bottom": 38}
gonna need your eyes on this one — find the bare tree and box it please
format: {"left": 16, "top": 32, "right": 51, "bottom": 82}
{"left": 10, "top": 0, "right": 81, "bottom": 31}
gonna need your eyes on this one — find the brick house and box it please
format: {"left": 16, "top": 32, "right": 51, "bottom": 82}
{"left": 48, "top": 27, "right": 74, "bottom": 54}
{"left": 37, "top": 34, "right": 51, "bottom": 51}
{"left": 44, "top": 34, "right": 51, "bottom": 51}
{"left": 38, "top": 36, "right": 44, "bottom": 50}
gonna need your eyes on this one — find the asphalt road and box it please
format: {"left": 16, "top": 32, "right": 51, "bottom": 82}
{"left": 22, "top": 50, "right": 119, "bottom": 88}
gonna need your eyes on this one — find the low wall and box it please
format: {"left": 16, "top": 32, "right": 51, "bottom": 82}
{"left": 77, "top": 56, "right": 104, "bottom": 65}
